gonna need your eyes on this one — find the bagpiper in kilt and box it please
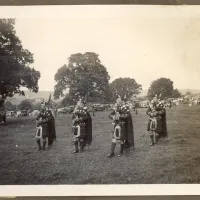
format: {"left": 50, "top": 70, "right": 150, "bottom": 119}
{"left": 146, "top": 95, "right": 167, "bottom": 145}
{"left": 72, "top": 101, "right": 92, "bottom": 153}
{"left": 107, "top": 97, "right": 134, "bottom": 158}
{"left": 35, "top": 105, "right": 49, "bottom": 151}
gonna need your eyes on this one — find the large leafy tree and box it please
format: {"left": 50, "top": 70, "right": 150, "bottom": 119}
{"left": 54, "top": 52, "right": 111, "bottom": 103}
{"left": 18, "top": 99, "right": 33, "bottom": 111}
{"left": 61, "top": 89, "right": 114, "bottom": 106}
{"left": 61, "top": 93, "right": 75, "bottom": 107}
{"left": 4, "top": 101, "right": 13, "bottom": 111}
{"left": 148, "top": 77, "right": 181, "bottom": 99}
{"left": 110, "top": 78, "right": 142, "bottom": 100}
{"left": 185, "top": 91, "right": 191, "bottom": 96}
{"left": 172, "top": 89, "right": 182, "bottom": 98}
{"left": 0, "top": 19, "right": 40, "bottom": 99}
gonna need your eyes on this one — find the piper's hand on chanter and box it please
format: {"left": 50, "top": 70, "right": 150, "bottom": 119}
{"left": 36, "top": 118, "right": 42, "bottom": 126}
{"left": 115, "top": 112, "right": 121, "bottom": 119}
{"left": 73, "top": 117, "right": 79, "bottom": 124}
{"left": 121, "top": 114, "right": 128, "bottom": 118}
{"left": 149, "top": 113, "right": 155, "bottom": 117}
{"left": 150, "top": 111, "right": 158, "bottom": 117}
{"left": 79, "top": 117, "right": 83, "bottom": 122}
{"left": 38, "top": 117, "right": 42, "bottom": 122}
{"left": 42, "top": 118, "right": 48, "bottom": 123}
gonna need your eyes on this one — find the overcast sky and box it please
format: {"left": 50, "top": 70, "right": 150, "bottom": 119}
{"left": 2, "top": 6, "right": 200, "bottom": 91}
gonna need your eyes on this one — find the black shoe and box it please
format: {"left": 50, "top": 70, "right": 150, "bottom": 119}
{"left": 73, "top": 150, "right": 79, "bottom": 154}
{"left": 119, "top": 144, "right": 124, "bottom": 155}
{"left": 108, "top": 153, "right": 114, "bottom": 158}
{"left": 73, "top": 142, "right": 79, "bottom": 153}
{"left": 37, "top": 147, "right": 42, "bottom": 151}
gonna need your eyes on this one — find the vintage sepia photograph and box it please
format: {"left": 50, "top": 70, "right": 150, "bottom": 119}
{"left": 1, "top": 5, "right": 200, "bottom": 189}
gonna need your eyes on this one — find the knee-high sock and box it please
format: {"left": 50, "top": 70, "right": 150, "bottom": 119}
{"left": 120, "top": 143, "right": 124, "bottom": 154}
{"left": 43, "top": 140, "right": 46, "bottom": 150}
{"left": 110, "top": 142, "right": 116, "bottom": 155}
{"left": 74, "top": 141, "right": 79, "bottom": 152}
{"left": 150, "top": 135, "right": 154, "bottom": 145}
{"left": 36, "top": 139, "right": 42, "bottom": 150}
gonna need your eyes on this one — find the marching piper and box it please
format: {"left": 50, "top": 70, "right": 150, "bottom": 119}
{"left": 107, "top": 97, "right": 134, "bottom": 158}
{"left": 72, "top": 99, "right": 92, "bottom": 153}
{"left": 146, "top": 95, "right": 167, "bottom": 145}
{"left": 35, "top": 101, "right": 49, "bottom": 151}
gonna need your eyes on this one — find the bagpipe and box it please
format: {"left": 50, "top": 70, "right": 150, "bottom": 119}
{"left": 149, "top": 103, "right": 162, "bottom": 120}
{"left": 72, "top": 93, "right": 89, "bottom": 138}
{"left": 111, "top": 93, "right": 129, "bottom": 140}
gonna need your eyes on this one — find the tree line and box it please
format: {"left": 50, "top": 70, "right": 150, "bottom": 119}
{"left": 0, "top": 19, "right": 182, "bottom": 109}
{"left": 53, "top": 52, "right": 182, "bottom": 106}
{"left": 3, "top": 99, "right": 50, "bottom": 112}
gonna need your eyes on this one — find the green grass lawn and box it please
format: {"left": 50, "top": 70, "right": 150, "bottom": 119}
{"left": 1, "top": 106, "right": 200, "bottom": 184}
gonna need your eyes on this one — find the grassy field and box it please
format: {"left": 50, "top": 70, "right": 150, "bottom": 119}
{"left": 1, "top": 106, "right": 200, "bottom": 184}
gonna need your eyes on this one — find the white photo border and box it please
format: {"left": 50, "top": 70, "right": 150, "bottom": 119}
{"left": 1, "top": 5, "right": 200, "bottom": 196}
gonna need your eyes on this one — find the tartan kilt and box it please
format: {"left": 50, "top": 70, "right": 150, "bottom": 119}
{"left": 73, "top": 123, "right": 86, "bottom": 140}
{"left": 41, "top": 124, "right": 48, "bottom": 139}
{"left": 113, "top": 122, "right": 126, "bottom": 141}
{"left": 79, "top": 123, "right": 86, "bottom": 140}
